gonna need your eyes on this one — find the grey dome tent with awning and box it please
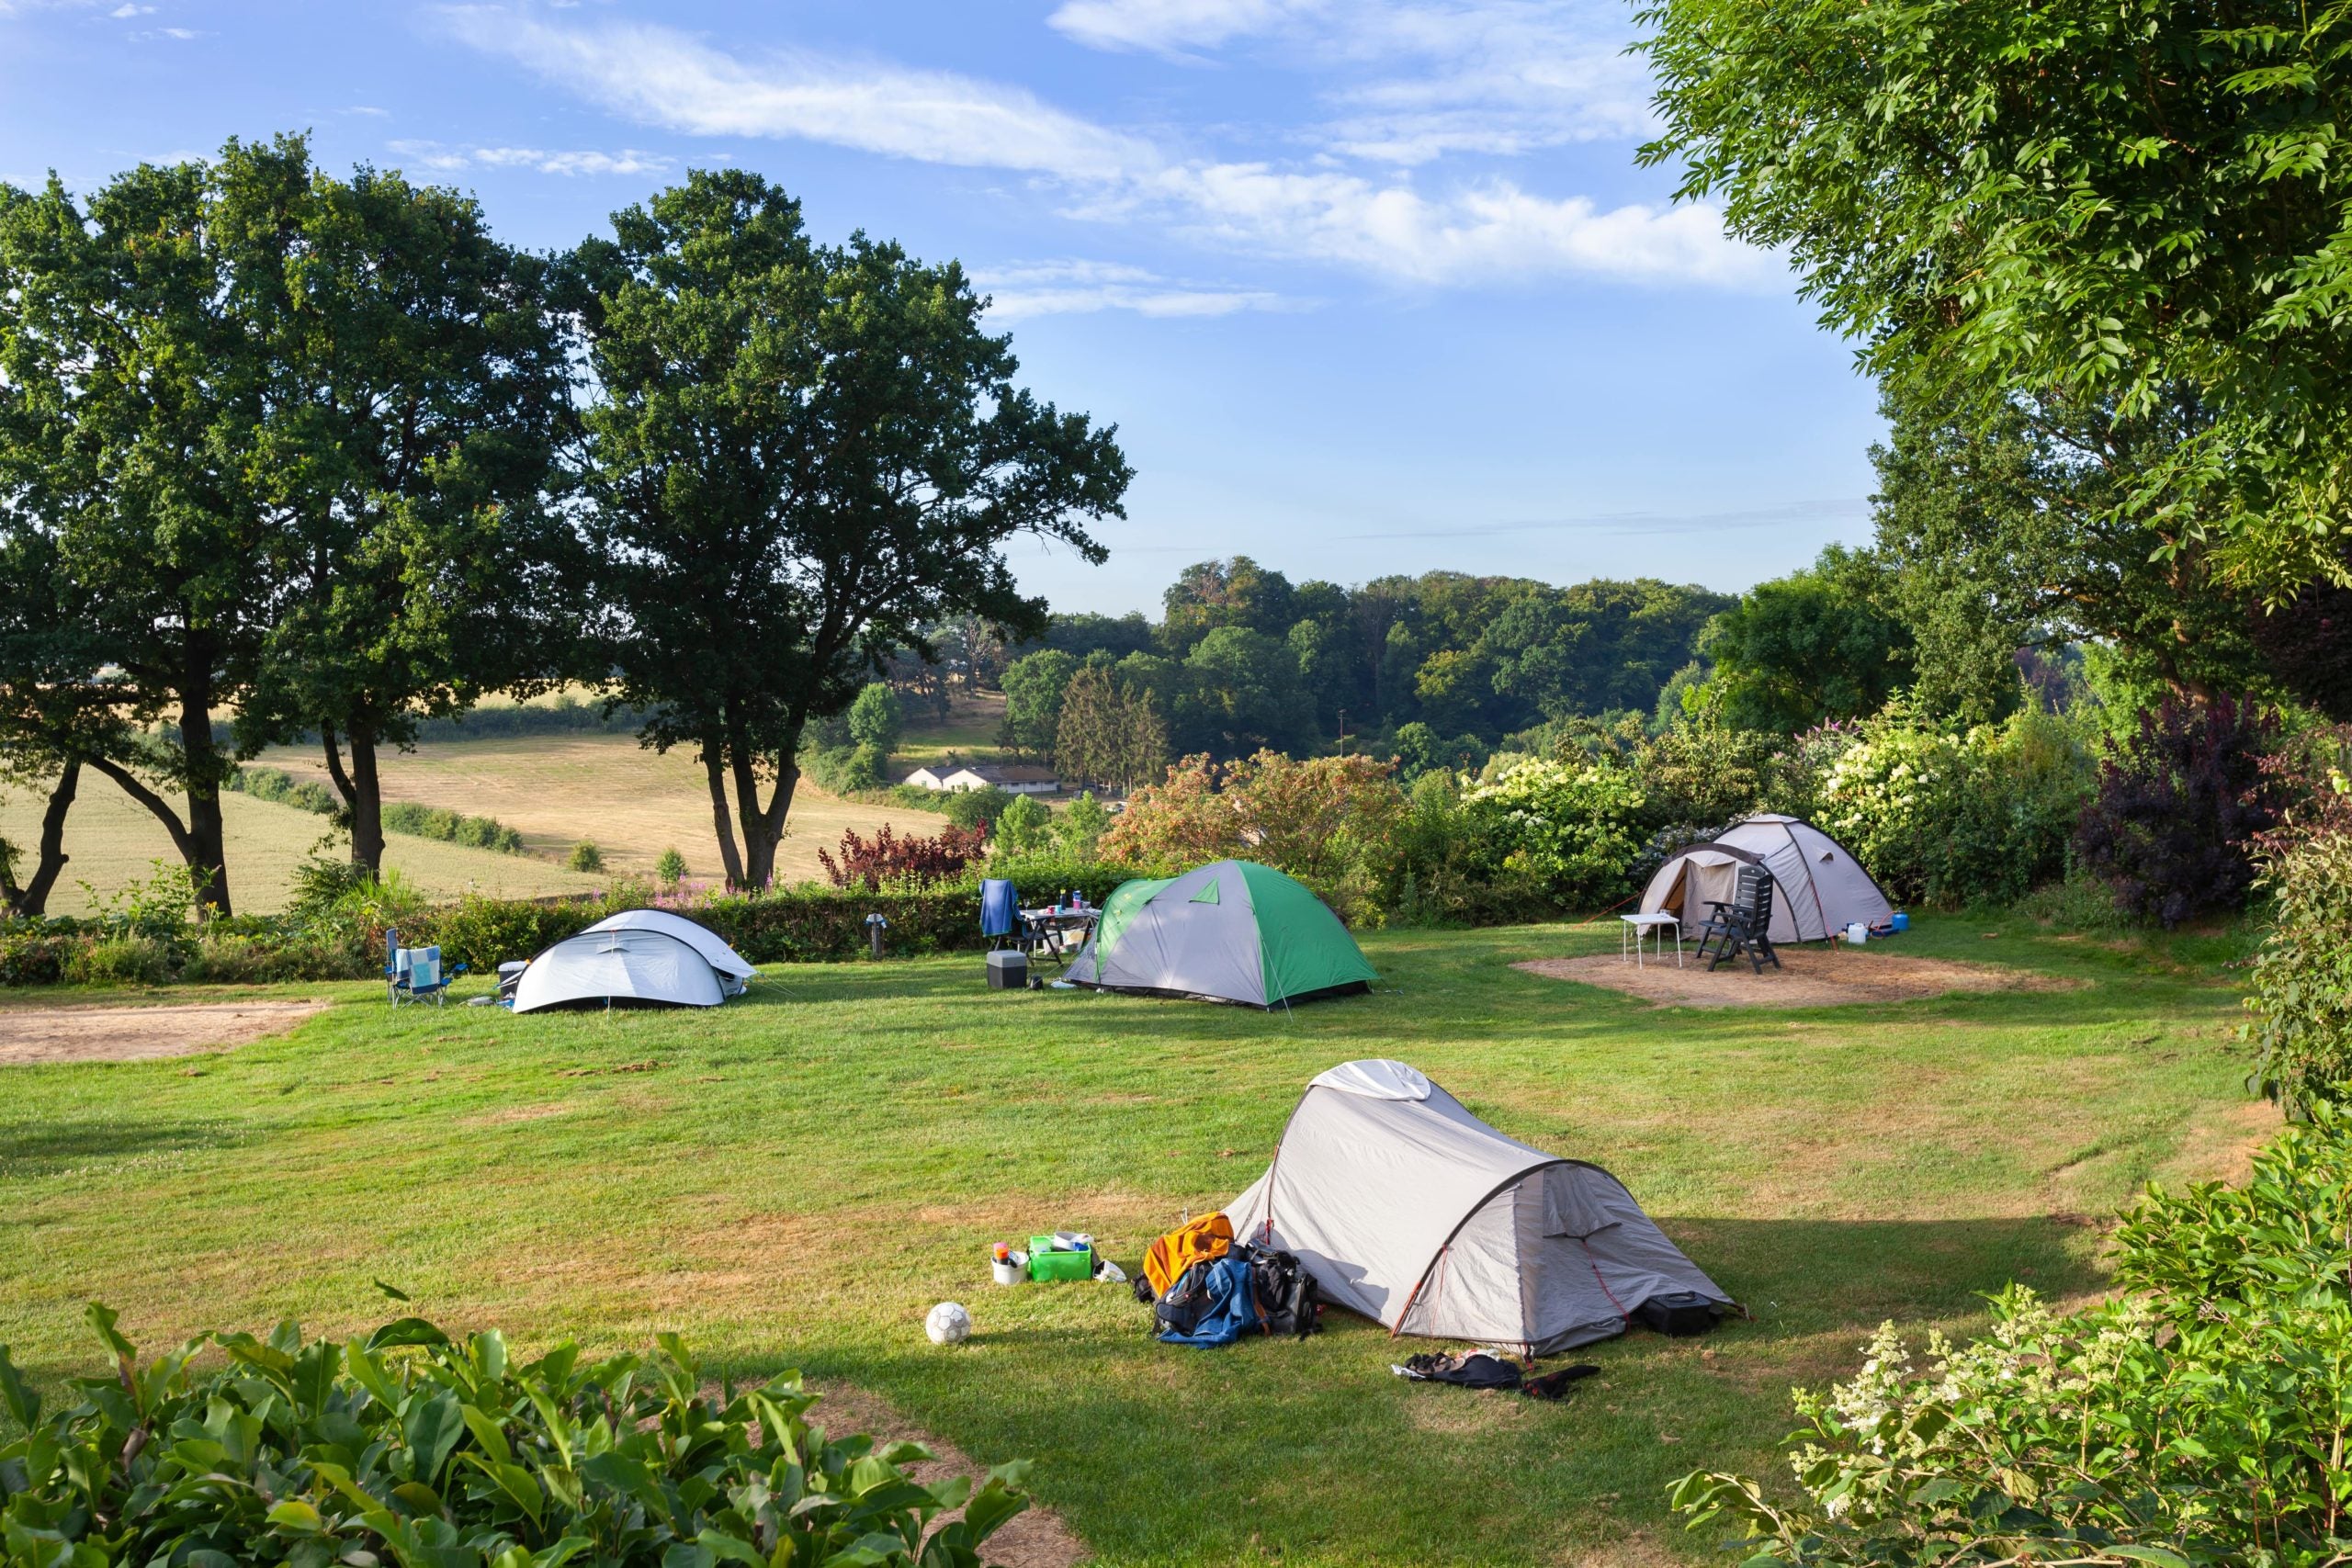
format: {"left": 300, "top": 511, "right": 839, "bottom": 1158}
{"left": 1640, "top": 814, "right": 1895, "bottom": 943}
{"left": 1065, "top": 860, "right": 1376, "bottom": 1009}
{"left": 1223, "top": 1060, "right": 1730, "bottom": 1353}
{"left": 581, "top": 908, "right": 753, "bottom": 995}
{"left": 512, "top": 927, "right": 727, "bottom": 1013}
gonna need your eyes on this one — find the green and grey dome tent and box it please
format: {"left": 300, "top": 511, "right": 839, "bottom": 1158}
{"left": 1065, "top": 860, "right": 1376, "bottom": 1009}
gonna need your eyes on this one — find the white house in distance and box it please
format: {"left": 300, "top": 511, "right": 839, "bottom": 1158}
{"left": 900, "top": 761, "right": 1059, "bottom": 796}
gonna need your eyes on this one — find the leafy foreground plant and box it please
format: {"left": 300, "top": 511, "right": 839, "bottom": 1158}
{"left": 0, "top": 1308, "right": 1030, "bottom": 1568}
{"left": 1669, "top": 1113, "right": 2352, "bottom": 1566}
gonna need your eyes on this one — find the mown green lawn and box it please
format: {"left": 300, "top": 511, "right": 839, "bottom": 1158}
{"left": 0, "top": 918, "right": 2261, "bottom": 1566}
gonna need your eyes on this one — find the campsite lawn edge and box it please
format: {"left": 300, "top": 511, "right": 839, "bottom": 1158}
{"left": 0, "top": 917, "right": 2259, "bottom": 1565}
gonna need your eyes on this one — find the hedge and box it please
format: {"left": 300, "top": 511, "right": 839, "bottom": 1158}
{"left": 0, "top": 863, "right": 1143, "bottom": 987}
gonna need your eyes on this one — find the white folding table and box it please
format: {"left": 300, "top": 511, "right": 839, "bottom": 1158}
{"left": 1618, "top": 912, "right": 1682, "bottom": 968}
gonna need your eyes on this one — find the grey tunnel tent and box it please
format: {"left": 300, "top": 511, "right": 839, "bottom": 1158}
{"left": 1065, "top": 859, "right": 1377, "bottom": 1009}
{"left": 1640, "top": 813, "right": 1895, "bottom": 943}
{"left": 511, "top": 926, "right": 728, "bottom": 1014}
{"left": 1223, "top": 1059, "right": 1730, "bottom": 1353}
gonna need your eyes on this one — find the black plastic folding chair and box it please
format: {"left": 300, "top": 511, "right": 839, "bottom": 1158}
{"left": 1693, "top": 866, "right": 1782, "bottom": 974}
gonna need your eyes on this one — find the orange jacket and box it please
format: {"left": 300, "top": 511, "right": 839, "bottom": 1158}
{"left": 1143, "top": 1212, "right": 1234, "bottom": 1299}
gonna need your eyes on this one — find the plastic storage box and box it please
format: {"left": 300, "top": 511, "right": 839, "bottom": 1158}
{"left": 987, "top": 951, "right": 1028, "bottom": 989}
{"left": 1027, "top": 1235, "right": 1093, "bottom": 1281}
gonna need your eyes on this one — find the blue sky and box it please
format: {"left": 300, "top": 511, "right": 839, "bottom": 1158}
{"left": 0, "top": 0, "right": 1883, "bottom": 615}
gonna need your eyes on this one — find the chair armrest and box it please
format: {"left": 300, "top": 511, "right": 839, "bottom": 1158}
{"left": 451, "top": 964, "right": 469, "bottom": 977}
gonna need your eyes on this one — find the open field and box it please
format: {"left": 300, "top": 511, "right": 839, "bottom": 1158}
{"left": 0, "top": 916, "right": 2262, "bottom": 1564}
{"left": 0, "top": 783, "right": 605, "bottom": 917}
{"left": 893, "top": 690, "right": 1013, "bottom": 769}
{"left": 255, "top": 732, "right": 947, "bottom": 888}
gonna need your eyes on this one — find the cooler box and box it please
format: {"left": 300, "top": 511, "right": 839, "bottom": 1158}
{"left": 987, "top": 951, "right": 1029, "bottom": 989}
{"left": 1027, "top": 1235, "right": 1092, "bottom": 1281}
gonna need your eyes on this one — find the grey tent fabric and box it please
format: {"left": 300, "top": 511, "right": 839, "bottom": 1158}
{"left": 512, "top": 927, "right": 727, "bottom": 1013}
{"left": 1708, "top": 815, "right": 1895, "bottom": 942}
{"left": 1641, "top": 816, "right": 1895, "bottom": 943}
{"left": 1223, "top": 1059, "right": 1728, "bottom": 1353}
{"left": 582, "top": 908, "right": 753, "bottom": 994}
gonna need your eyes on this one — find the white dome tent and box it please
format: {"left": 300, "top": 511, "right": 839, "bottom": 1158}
{"left": 1640, "top": 814, "right": 1894, "bottom": 943}
{"left": 511, "top": 926, "right": 728, "bottom": 1014}
{"left": 580, "top": 908, "right": 753, "bottom": 995}
{"left": 1222, "top": 1060, "right": 1730, "bottom": 1354}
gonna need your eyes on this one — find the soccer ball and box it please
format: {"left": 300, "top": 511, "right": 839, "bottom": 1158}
{"left": 924, "top": 1302, "right": 972, "bottom": 1347}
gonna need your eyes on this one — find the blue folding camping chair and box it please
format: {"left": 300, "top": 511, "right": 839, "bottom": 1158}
{"left": 385, "top": 929, "right": 467, "bottom": 1007}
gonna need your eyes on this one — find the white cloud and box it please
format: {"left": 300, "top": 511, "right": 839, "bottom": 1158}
{"left": 1045, "top": 0, "right": 1325, "bottom": 55}
{"left": 443, "top": 8, "right": 1154, "bottom": 180}
{"left": 387, "top": 139, "right": 670, "bottom": 176}
{"left": 971, "top": 260, "right": 1287, "bottom": 321}
{"left": 108, "top": 4, "right": 153, "bottom": 17}
{"left": 1149, "top": 163, "right": 1769, "bottom": 287}
{"left": 438, "top": 8, "right": 1767, "bottom": 289}
{"left": 344, "top": 105, "right": 390, "bottom": 118}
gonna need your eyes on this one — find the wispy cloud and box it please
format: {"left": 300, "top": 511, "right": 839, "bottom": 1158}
{"left": 343, "top": 105, "right": 390, "bottom": 118}
{"left": 971, "top": 260, "right": 1288, "bottom": 321}
{"left": 387, "top": 139, "right": 670, "bottom": 176}
{"left": 440, "top": 8, "right": 1767, "bottom": 290}
{"left": 443, "top": 7, "right": 1152, "bottom": 180}
{"left": 1046, "top": 0, "right": 1324, "bottom": 56}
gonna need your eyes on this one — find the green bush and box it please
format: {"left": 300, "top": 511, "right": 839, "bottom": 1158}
{"left": 1456, "top": 756, "right": 1648, "bottom": 910}
{"left": 2247, "top": 829, "right": 2352, "bottom": 1117}
{"left": 654, "top": 847, "right": 687, "bottom": 884}
{"left": 566, "top": 840, "right": 605, "bottom": 873}
{"left": 1671, "top": 1113, "right": 2352, "bottom": 1566}
{"left": 941, "top": 786, "right": 1013, "bottom": 832}
{"left": 0, "top": 1306, "right": 1032, "bottom": 1568}
{"left": 992, "top": 794, "right": 1053, "bottom": 856}
{"left": 1812, "top": 705, "right": 2093, "bottom": 908}
{"left": 64, "top": 934, "right": 184, "bottom": 987}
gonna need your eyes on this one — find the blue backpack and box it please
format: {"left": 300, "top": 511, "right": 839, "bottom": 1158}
{"left": 1155, "top": 1256, "right": 1259, "bottom": 1348}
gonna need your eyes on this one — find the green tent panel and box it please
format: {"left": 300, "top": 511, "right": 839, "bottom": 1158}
{"left": 1066, "top": 860, "right": 1377, "bottom": 1009}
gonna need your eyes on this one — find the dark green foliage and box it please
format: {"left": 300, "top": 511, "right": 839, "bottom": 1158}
{"left": 997, "top": 649, "right": 1077, "bottom": 758}
{"left": 566, "top": 840, "right": 605, "bottom": 874}
{"left": 1695, "top": 547, "right": 1911, "bottom": 732}
{"left": 573, "top": 169, "right": 1127, "bottom": 890}
{"left": 229, "top": 765, "right": 343, "bottom": 817}
{"left": 1672, "top": 1111, "right": 2352, "bottom": 1566}
{"left": 654, "top": 848, "right": 687, "bottom": 885}
{"left": 846, "top": 682, "right": 905, "bottom": 756}
{"left": 1639, "top": 0, "right": 2352, "bottom": 602}
{"left": 0, "top": 1305, "right": 1032, "bottom": 1568}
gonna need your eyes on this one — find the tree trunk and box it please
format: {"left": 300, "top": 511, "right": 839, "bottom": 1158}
{"left": 322, "top": 721, "right": 388, "bottom": 875}
{"left": 2, "top": 760, "right": 78, "bottom": 918}
{"left": 172, "top": 681, "right": 232, "bottom": 918}
{"left": 726, "top": 723, "right": 802, "bottom": 891}
{"left": 702, "top": 741, "right": 750, "bottom": 890}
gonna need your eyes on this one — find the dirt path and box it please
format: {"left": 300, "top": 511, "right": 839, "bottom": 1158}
{"left": 0, "top": 1000, "right": 332, "bottom": 1065}
{"left": 1515, "top": 947, "right": 2075, "bottom": 1010}
{"left": 812, "top": 1382, "right": 1088, "bottom": 1567}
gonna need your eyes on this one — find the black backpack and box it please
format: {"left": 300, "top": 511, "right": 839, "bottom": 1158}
{"left": 1236, "top": 1242, "right": 1321, "bottom": 1339}
{"left": 1152, "top": 1257, "right": 1222, "bottom": 1339}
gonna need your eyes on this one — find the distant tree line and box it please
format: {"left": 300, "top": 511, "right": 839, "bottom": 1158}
{"left": 0, "top": 139, "right": 1127, "bottom": 914}
{"left": 995, "top": 558, "right": 1731, "bottom": 787}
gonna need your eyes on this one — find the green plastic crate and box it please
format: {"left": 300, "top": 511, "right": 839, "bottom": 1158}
{"left": 1027, "top": 1235, "right": 1092, "bottom": 1282}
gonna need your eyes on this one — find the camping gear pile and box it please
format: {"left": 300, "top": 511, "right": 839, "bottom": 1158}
{"left": 1066, "top": 860, "right": 1376, "bottom": 1009}
{"left": 505, "top": 909, "right": 755, "bottom": 1013}
{"left": 1144, "top": 1235, "right": 1322, "bottom": 1349}
{"left": 1642, "top": 815, "right": 1895, "bottom": 945}
{"left": 989, "top": 1231, "right": 1127, "bottom": 1286}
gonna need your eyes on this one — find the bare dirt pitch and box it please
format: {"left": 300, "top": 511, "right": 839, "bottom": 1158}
{"left": 808, "top": 1382, "right": 1088, "bottom": 1568}
{"left": 1515, "top": 945, "right": 2077, "bottom": 1010}
{"left": 0, "top": 1000, "right": 332, "bottom": 1066}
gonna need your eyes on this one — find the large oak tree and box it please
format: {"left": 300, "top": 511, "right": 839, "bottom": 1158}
{"left": 239, "top": 158, "right": 580, "bottom": 874}
{"left": 572, "top": 172, "right": 1129, "bottom": 889}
